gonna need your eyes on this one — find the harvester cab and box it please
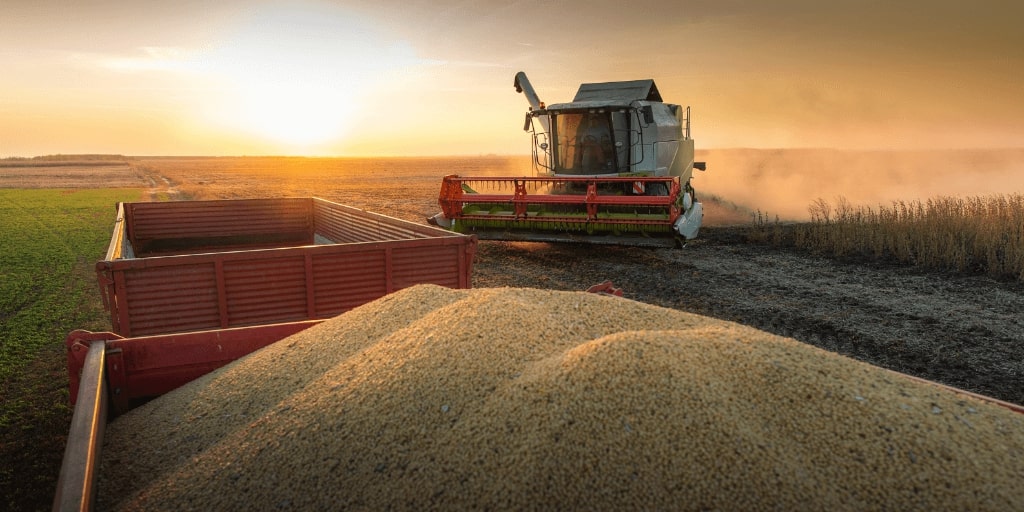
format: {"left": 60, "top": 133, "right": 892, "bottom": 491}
{"left": 429, "top": 71, "right": 706, "bottom": 248}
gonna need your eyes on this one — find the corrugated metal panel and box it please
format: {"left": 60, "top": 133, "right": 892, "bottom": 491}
{"left": 311, "top": 251, "right": 389, "bottom": 316}
{"left": 313, "top": 198, "right": 460, "bottom": 243}
{"left": 391, "top": 245, "right": 462, "bottom": 290}
{"left": 127, "top": 198, "right": 314, "bottom": 254}
{"left": 122, "top": 264, "right": 221, "bottom": 336}
{"left": 223, "top": 256, "right": 309, "bottom": 326}
{"left": 314, "top": 205, "right": 408, "bottom": 243}
{"left": 129, "top": 198, "right": 312, "bottom": 239}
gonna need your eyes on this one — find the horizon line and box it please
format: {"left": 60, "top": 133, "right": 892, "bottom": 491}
{"left": 6, "top": 146, "right": 1024, "bottom": 160}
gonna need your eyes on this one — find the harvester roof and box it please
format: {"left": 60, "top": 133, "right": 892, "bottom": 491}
{"left": 572, "top": 79, "right": 662, "bottom": 103}
{"left": 546, "top": 79, "right": 664, "bottom": 111}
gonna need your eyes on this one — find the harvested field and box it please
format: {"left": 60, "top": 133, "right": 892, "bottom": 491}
{"left": 0, "top": 159, "right": 145, "bottom": 189}
{"left": 99, "top": 285, "right": 1024, "bottom": 510}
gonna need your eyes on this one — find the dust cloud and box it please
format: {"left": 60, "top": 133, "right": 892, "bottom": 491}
{"left": 693, "top": 148, "right": 1024, "bottom": 222}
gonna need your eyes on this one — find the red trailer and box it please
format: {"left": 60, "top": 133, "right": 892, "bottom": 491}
{"left": 55, "top": 198, "right": 476, "bottom": 510}
{"left": 97, "top": 197, "right": 475, "bottom": 337}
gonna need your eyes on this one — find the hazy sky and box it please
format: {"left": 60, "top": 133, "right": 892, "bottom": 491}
{"left": 1, "top": 0, "right": 1021, "bottom": 157}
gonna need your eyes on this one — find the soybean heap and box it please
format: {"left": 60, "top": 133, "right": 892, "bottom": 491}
{"left": 99, "top": 285, "right": 1024, "bottom": 511}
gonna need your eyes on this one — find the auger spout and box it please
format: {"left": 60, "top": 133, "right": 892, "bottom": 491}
{"left": 514, "top": 71, "right": 544, "bottom": 110}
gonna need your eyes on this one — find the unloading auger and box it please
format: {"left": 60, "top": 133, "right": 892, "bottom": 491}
{"left": 428, "top": 71, "right": 706, "bottom": 248}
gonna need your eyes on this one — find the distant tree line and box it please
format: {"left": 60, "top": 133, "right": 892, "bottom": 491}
{"left": 0, "top": 154, "right": 131, "bottom": 167}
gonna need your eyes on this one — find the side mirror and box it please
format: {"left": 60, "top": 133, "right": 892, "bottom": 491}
{"left": 524, "top": 114, "right": 532, "bottom": 132}
{"left": 642, "top": 105, "right": 654, "bottom": 124}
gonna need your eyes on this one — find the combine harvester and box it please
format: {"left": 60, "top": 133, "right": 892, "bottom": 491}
{"left": 429, "top": 71, "right": 706, "bottom": 248}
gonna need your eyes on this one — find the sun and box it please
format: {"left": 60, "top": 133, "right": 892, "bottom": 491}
{"left": 235, "top": 82, "right": 357, "bottom": 147}
{"left": 195, "top": 2, "right": 417, "bottom": 151}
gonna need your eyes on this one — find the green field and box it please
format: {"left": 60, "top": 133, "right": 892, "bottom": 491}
{"left": 0, "top": 188, "right": 141, "bottom": 511}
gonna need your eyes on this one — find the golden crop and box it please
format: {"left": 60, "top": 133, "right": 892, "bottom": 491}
{"left": 798, "top": 195, "right": 1024, "bottom": 280}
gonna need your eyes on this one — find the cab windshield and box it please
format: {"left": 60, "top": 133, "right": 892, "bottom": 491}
{"left": 553, "top": 112, "right": 617, "bottom": 174}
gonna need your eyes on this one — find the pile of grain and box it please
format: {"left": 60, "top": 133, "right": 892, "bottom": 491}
{"left": 98, "top": 284, "right": 1024, "bottom": 511}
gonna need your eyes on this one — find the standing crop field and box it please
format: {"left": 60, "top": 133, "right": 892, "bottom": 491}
{"left": 0, "top": 188, "right": 141, "bottom": 511}
{"left": 796, "top": 195, "right": 1024, "bottom": 280}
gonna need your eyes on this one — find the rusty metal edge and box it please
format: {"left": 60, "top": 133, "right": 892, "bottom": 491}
{"left": 53, "top": 340, "right": 107, "bottom": 512}
{"left": 103, "top": 203, "right": 126, "bottom": 262}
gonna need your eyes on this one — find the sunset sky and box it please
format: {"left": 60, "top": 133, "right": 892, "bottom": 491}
{"left": 1, "top": 0, "right": 1021, "bottom": 157}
